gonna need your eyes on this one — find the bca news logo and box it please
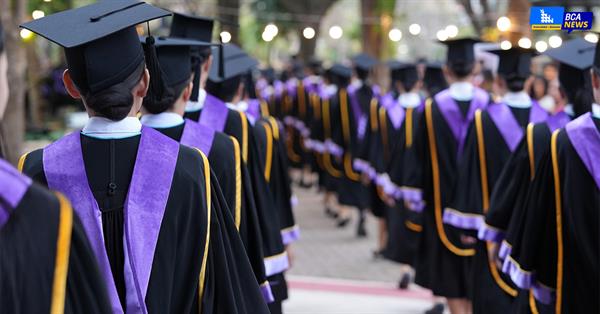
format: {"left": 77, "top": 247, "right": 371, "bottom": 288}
{"left": 530, "top": 6, "right": 593, "bottom": 32}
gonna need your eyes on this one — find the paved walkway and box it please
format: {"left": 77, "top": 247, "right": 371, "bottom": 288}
{"left": 284, "top": 186, "right": 437, "bottom": 313}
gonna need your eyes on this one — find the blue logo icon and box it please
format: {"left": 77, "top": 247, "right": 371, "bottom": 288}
{"left": 530, "top": 6, "right": 564, "bottom": 30}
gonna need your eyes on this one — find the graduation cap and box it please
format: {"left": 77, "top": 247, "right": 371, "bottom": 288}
{"left": 388, "top": 61, "right": 419, "bottom": 90}
{"left": 489, "top": 47, "right": 535, "bottom": 79}
{"left": 423, "top": 63, "right": 448, "bottom": 95}
{"left": 440, "top": 37, "right": 480, "bottom": 66}
{"left": 20, "top": 1, "right": 170, "bottom": 94}
{"left": 208, "top": 43, "right": 258, "bottom": 83}
{"left": 170, "top": 12, "right": 214, "bottom": 43}
{"left": 544, "top": 37, "right": 594, "bottom": 110}
{"left": 352, "top": 53, "right": 378, "bottom": 71}
{"left": 329, "top": 63, "right": 352, "bottom": 79}
{"left": 141, "top": 36, "right": 212, "bottom": 87}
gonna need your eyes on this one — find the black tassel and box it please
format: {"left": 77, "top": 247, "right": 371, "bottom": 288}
{"left": 142, "top": 35, "right": 167, "bottom": 103}
{"left": 190, "top": 64, "right": 201, "bottom": 102}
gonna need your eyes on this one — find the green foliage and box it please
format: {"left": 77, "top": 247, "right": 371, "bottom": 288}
{"left": 27, "top": 0, "right": 73, "bottom": 15}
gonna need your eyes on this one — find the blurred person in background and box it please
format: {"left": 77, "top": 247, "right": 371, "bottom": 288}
{"left": 529, "top": 75, "right": 555, "bottom": 112}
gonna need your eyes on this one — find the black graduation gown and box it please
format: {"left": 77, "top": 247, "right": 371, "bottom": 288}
{"left": 403, "top": 96, "right": 487, "bottom": 298}
{"left": 382, "top": 104, "right": 424, "bottom": 265}
{"left": 21, "top": 134, "right": 269, "bottom": 314}
{"left": 330, "top": 86, "right": 371, "bottom": 209}
{"left": 150, "top": 122, "right": 269, "bottom": 296}
{"left": 316, "top": 93, "right": 343, "bottom": 192}
{"left": 281, "top": 79, "right": 307, "bottom": 169}
{"left": 507, "top": 117, "right": 599, "bottom": 314}
{"left": 187, "top": 104, "right": 288, "bottom": 301}
{"left": 448, "top": 106, "right": 535, "bottom": 313}
{"left": 1, "top": 163, "right": 111, "bottom": 313}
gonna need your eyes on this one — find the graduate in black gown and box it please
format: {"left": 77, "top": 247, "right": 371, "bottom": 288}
{"left": 0, "top": 21, "right": 111, "bottom": 313}
{"left": 18, "top": 2, "right": 269, "bottom": 313}
{"left": 403, "top": 38, "right": 490, "bottom": 314}
{"left": 170, "top": 15, "right": 290, "bottom": 310}
{"left": 480, "top": 38, "right": 594, "bottom": 314}
{"left": 204, "top": 44, "right": 291, "bottom": 314}
{"left": 138, "top": 36, "right": 273, "bottom": 302}
{"left": 331, "top": 53, "right": 379, "bottom": 237}
{"left": 443, "top": 47, "right": 546, "bottom": 314}
{"left": 376, "top": 62, "right": 425, "bottom": 288}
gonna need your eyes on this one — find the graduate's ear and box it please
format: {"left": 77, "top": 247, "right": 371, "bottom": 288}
{"left": 591, "top": 68, "right": 600, "bottom": 90}
{"left": 203, "top": 55, "right": 213, "bottom": 74}
{"left": 134, "top": 68, "right": 150, "bottom": 98}
{"left": 181, "top": 81, "right": 193, "bottom": 103}
{"left": 62, "top": 70, "right": 82, "bottom": 99}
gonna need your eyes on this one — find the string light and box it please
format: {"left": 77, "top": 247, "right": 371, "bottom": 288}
{"left": 220, "top": 31, "right": 232, "bottom": 43}
{"left": 32, "top": 10, "right": 45, "bottom": 19}
{"left": 436, "top": 29, "right": 448, "bottom": 41}
{"left": 584, "top": 33, "right": 599, "bottom": 43}
{"left": 20, "top": 29, "right": 34, "bottom": 40}
{"left": 500, "top": 40, "right": 512, "bottom": 50}
{"left": 388, "top": 28, "right": 402, "bottom": 42}
{"left": 518, "top": 37, "right": 532, "bottom": 49}
{"left": 303, "top": 27, "right": 316, "bottom": 39}
{"left": 496, "top": 16, "right": 511, "bottom": 32}
{"left": 548, "top": 35, "right": 562, "bottom": 48}
{"left": 329, "top": 25, "right": 343, "bottom": 39}
{"left": 535, "top": 40, "right": 548, "bottom": 53}
{"left": 445, "top": 25, "right": 458, "bottom": 38}
{"left": 409, "top": 23, "right": 421, "bottom": 35}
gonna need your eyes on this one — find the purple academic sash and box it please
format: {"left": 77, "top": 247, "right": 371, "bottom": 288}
{"left": 0, "top": 159, "right": 32, "bottom": 228}
{"left": 181, "top": 119, "right": 216, "bottom": 155}
{"left": 546, "top": 110, "right": 571, "bottom": 132}
{"left": 566, "top": 113, "right": 600, "bottom": 190}
{"left": 199, "top": 93, "right": 229, "bottom": 133}
{"left": 43, "top": 127, "right": 179, "bottom": 314}
{"left": 347, "top": 87, "right": 368, "bottom": 139}
{"left": 434, "top": 88, "right": 489, "bottom": 158}
{"left": 487, "top": 101, "right": 548, "bottom": 152}
{"left": 246, "top": 99, "right": 261, "bottom": 122}
{"left": 387, "top": 103, "right": 405, "bottom": 130}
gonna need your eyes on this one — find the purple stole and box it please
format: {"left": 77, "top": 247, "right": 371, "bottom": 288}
{"left": 487, "top": 101, "right": 548, "bottom": 152}
{"left": 347, "top": 86, "right": 368, "bottom": 139}
{"left": 181, "top": 119, "right": 216, "bottom": 155}
{"left": 43, "top": 127, "right": 179, "bottom": 314}
{"left": 565, "top": 113, "right": 600, "bottom": 189}
{"left": 246, "top": 99, "right": 261, "bottom": 123}
{"left": 0, "top": 159, "right": 32, "bottom": 228}
{"left": 546, "top": 111, "right": 571, "bottom": 132}
{"left": 434, "top": 88, "right": 489, "bottom": 158}
{"left": 199, "top": 93, "right": 229, "bottom": 133}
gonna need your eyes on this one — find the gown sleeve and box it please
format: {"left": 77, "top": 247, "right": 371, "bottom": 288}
{"left": 401, "top": 105, "right": 427, "bottom": 212}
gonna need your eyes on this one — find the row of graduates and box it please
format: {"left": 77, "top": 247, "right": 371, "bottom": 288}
{"left": 267, "top": 36, "right": 599, "bottom": 313}
{"left": 1, "top": 1, "right": 298, "bottom": 313}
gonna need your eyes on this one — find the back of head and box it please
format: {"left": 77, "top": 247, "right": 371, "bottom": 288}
{"left": 206, "top": 75, "right": 242, "bottom": 103}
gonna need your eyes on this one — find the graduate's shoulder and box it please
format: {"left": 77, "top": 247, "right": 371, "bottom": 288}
{"left": 19, "top": 148, "right": 47, "bottom": 185}
{"left": 207, "top": 132, "right": 237, "bottom": 170}
{"left": 174, "top": 144, "right": 211, "bottom": 185}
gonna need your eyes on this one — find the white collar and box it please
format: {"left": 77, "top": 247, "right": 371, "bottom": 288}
{"left": 564, "top": 104, "right": 574, "bottom": 116}
{"left": 449, "top": 82, "right": 474, "bottom": 101}
{"left": 81, "top": 117, "right": 142, "bottom": 139}
{"left": 503, "top": 91, "right": 532, "bottom": 108}
{"left": 398, "top": 92, "right": 421, "bottom": 108}
{"left": 185, "top": 88, "right": 207, "bottom": 112}
{"left": 226, "top": 101, "right": 248, "bottom": 112}
{"left": 593, "top": 103, "right": 600, "bottom": 118}
{"left": 140, "top": 112, "right": 184, "bottom": 129}
{"left": 351, "top": 80, "right": 363, "bottom": 89}
{"left": 325, "top": 85, "right": 338, "bottom": 96}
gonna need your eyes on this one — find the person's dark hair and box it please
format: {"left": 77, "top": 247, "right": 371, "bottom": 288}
{"left": 79, "top": 60, "right": 145, "bottom": 121}
{"left": 205, "top": 75, "right": 242, "bottom": 102}
{"left": 528, "top": 75, "right": 548, "bottom": 100}
{"left": 447, "top": 61, "right": 474, "bottom": 79}
{"left": 143, "top": 79, "right": 190, "bottom": 114}
{"left": 244, "top": 71, "right": 257, "bottom": 99}
{"left": 355, "top": 68, "right": 369, "bottom": 81}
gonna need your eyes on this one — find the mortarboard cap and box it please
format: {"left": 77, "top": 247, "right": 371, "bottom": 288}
{"left": 440, "top": 37, "right": 480, "bottom": 66}
{"left": 20, "top": 0, "right": 170, "bottom": 94}
{"left": 392, "top": 63, "right": 419, "bottom": 89}
{"left": 170, "top": 12, "right": 214, "bottom": 43}
{"left": 545, "top": 37, "right": 595, "bottom": 70}
{"left": 141, "top": 36, "right": 212, "bottom": 87}
{"left": 352, "top": 53, "right": 378, "bottom": 71}
{"left": 329, "top": 63, "right": 352, "bottom": 79}
{"left": 208, "top": 43, "right": 258, "bottom": 83}
{"left": 489, "top": 47, "right": 535, "bottom": 79}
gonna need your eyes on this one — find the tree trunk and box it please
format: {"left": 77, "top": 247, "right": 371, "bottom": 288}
{"left": 360, "top": 0, "right": 380, "bottom": 59}
{"left": 0, "top": 0, "right": 27, "bottom": 164}
{"left": 507, "top": 0, "right": 531, "bottom": 43}
{"left": 218, "top": 0, "right": 240, "bottom": 44}
{"left": 298, "top": 23, "right": 319, "bottom": 61}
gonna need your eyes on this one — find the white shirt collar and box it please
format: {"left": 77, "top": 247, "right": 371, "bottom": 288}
{"left": 185, "top": 88, "right": 207, "bottom": 112}
{"left": 325, "top": 85, "right": 338, "bottom": 96}
{"left": 398, "top": 92, "right": 421, "bottom": 108}
{"left": 449, "top": 82, "right": 474, "bottom": 102}
{"left": 226, "top": 101, "right": 248, "bottom": 112}
{"left": 351, "top": 80, "right": 363, "bottom": 89}
{"left": 140, "top": 112, "right": 184, "bottom": 129}
{"left": 593, "top": 103, "right": 600, "bottom": 118}
{"left": 81, "top": 117, "right": 142, "bottom": 139}
{"left": 564, "top": 104, "right": 574, "bottom": 116}
{"left": 503, "top": 91, "right": 532, "bottom": 108}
